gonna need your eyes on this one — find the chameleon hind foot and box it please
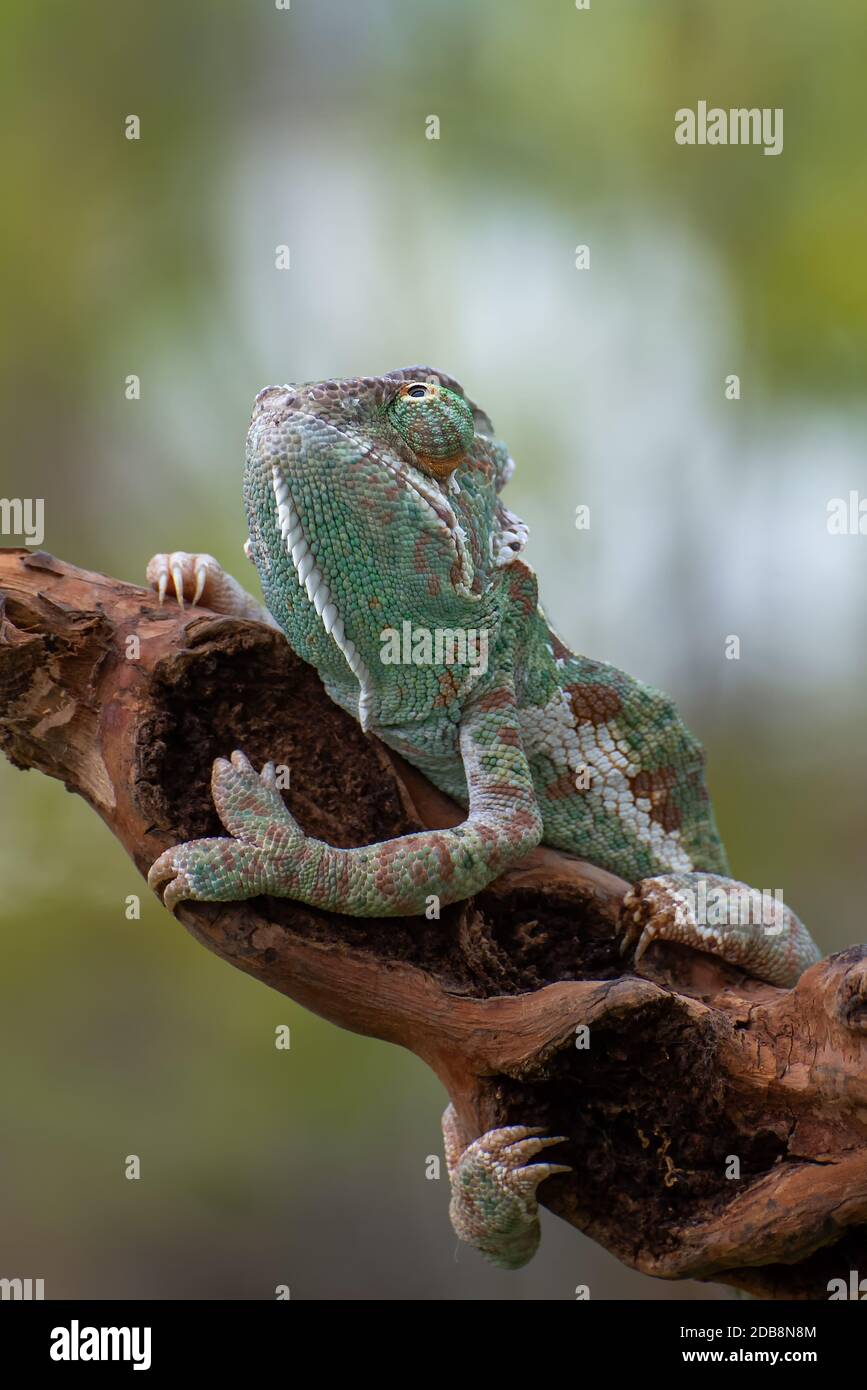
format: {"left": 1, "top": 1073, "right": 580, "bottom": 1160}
{"left": 620, "top": 872, "right": 822, "bottom": 989}
{"left": 442, "top": 1104, "right": 570, "bottom": 1270}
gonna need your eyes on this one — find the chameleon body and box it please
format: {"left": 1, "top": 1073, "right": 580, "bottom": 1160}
{"left": 146, "top": 367, "right": 821, "bottom": 1269}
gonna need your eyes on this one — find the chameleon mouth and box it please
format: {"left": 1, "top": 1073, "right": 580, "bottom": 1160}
{"left": 271, "top": 463, "right": 376, "bottom": 731}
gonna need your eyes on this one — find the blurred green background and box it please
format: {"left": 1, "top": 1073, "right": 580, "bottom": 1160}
{"left": 1, "top": 0, "right": 865, "bottom": 1300}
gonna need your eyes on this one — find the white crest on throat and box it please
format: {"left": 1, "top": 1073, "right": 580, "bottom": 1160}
{"left": 271, "top": 464, "right": 375, "bottom": 731}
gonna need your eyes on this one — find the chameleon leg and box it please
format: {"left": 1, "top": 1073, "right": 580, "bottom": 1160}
{"left": 442, "top": 1104, "right": 570, "bottom": 1269}
{"left": 620, "top": 872, "right": 822, "bottom": 987}
{"left": 145, "top": 550, "right": 280, "bottom": 627}
{"left": 148, "top": 681, "right": 544, "bottom": 916}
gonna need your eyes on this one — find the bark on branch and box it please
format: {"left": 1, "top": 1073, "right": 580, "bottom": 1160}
{"left": 3, "top": 546, "right": 867, "bottom": 1299}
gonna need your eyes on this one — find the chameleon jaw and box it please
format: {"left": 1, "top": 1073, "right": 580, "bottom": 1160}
{"left": 271, "top": 463, "right": 376, "bottom": 731}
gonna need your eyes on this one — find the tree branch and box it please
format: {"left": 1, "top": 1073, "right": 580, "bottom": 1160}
{"left": 3, "top": 546, "right": 867, "bottom": 1299}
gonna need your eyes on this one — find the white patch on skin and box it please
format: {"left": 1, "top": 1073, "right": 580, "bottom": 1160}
{"left": 272, "top": 463, "right": 376, "bottom": 731}
{"left": 519, "top": 689, "right": 694, "bottom": 871}
{"left": 494, "top": 505, "right": 529, "bottom": 568}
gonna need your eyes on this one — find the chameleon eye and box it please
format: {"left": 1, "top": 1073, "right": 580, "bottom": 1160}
{"left": 387, "top": 382, "right": 475, "bottom": 478}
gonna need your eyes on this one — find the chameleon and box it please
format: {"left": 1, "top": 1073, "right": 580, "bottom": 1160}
{"left": 145, "top": 366, "right": 822, "bottom": 1270}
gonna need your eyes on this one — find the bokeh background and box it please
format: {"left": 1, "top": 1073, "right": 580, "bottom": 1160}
{"left": 1, "top": 0, "right": 865, "bottom": 1300}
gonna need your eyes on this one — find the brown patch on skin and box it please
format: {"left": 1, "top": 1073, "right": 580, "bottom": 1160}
{"left": 359, "top": 495, "right": 394, "bottom": 520}
{"left": 475, "top": 824, "right": 500, "bottom": 862}
{"left": 427, "top": 574, "right": 441, "bottom": 598}
{"left": 629, "top": 767, "right": 682, "bottom": 833}
{"left": 468, "top": 441, "right": 495, "bottom": 482}
{"left": 568, "top": 683, "right": 622, "bottom": 727}
{"left": 511, "top": 808, "right": 540, "bottom": 835}
{"left": 334, "top": 853, "right": 354, "bottom": 902}
{"left": 373, "top": 836, "right": 403, "bottom": 899}
{"left": 434, "top": 670, "right": 459, "bottom": 707}
{"left": 314, "top": 847, "right": 350, "bottom": 905}
{"left": 507, "top": 568, "right": 536, "bottom": 617}
{"left": 415, "top": 533, "right": 444, "bottom": 576}
{"left": 430, "top": 834, "right": 456, "bottom": 883}
{"left": 414, "top": 449, "right": 466, "bottom": 480}
{"left": 498, "top": 726, "right": 520, "bottom": 748}
{"left": 474, "top": 688, "right": 513, "bottom": 713}
{"left": 549, "top": 630, "right": 572, "bottom": 662}
{"left": 544, "top": 772, "right": 581, "bottom": 802}
{"left": 368, "top": 596, "right": 382, "bottom": 610}
{"left": 487, "top": 782, "right": 525, "bottom": 800}
{"left": 449, "top": 557, "right": 467, "bottom": 591}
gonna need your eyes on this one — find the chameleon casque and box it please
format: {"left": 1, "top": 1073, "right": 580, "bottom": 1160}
{"left": 146, "top": 366, "right": 821, "bottom": 1270}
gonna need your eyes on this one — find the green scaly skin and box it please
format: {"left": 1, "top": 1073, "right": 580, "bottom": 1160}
{"left": 145, "top": 367, "right": 822, "bottom": 1270}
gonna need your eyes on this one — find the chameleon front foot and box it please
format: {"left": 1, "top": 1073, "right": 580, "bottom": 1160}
{"left": 146, "top": 550, "right": 222, "bottom": 608}
{"left": 443, "top": 1105, "right": 570, "bottom": 1269}
{"left": 620, "top": 872, "right": 822, "bottom": 988}
{"left": 148, "top": 750, "right": 308, "bottom": 912}
{"left": 145, "top": 550, "right": 278, "bottom": 626}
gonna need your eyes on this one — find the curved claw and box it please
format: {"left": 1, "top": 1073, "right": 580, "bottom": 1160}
{"left": 512, "top": 1160, "right": 572, "bottom": 1196}
{"left": 617, "top": 895, "right": 644, "bottom": 956}
{"left": 633, "top": 926, "right": 659, "bottom": 964}
{"left": 147, "top": 855, "right": 171, "bottom": 893}
{"left": 171, "top": 561, "right": 185, "bottom": 608}
{"left": 147, "top": 850, "right": 185, "bottom": 914}
{"left": 477, "top": 1124, "right": 546, "bottom": 1153}
{"left": 619, "top": 921, "right": 643, "bottom": 956}
{"left": 192, "top": 561, "right": 207, "bottom": 606}
{"left": 502, "top": 1134, "right": 569, "bottom": 1163}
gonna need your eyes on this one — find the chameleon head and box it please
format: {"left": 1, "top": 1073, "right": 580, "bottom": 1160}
{"left": 243, "top": 368, "right": 510, "bottom": 730}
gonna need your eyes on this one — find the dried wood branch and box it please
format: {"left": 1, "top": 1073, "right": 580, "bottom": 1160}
{"left": 3, "top": 546, "right": 867, "bottom": 1299}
